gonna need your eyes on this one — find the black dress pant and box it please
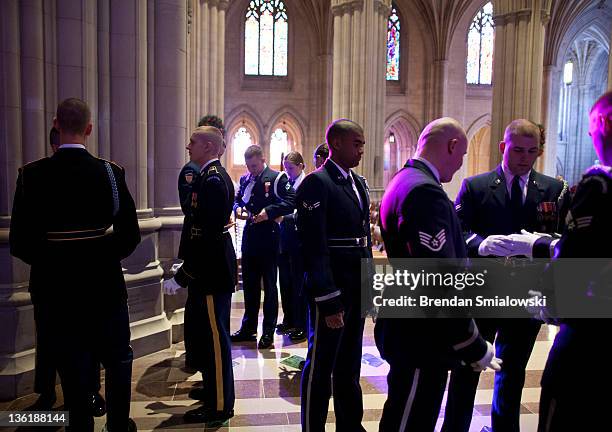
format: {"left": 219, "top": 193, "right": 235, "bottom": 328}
{"left": 33, "top": 302, "right": 101, "bottom": 397}
{"left": 278, "top": 251, "right": 307, "bottom": 330}
{"left": 442, "top": 318, "right": 541, "bottom": 432}
{"left": 300, "top": 297, "right": 366, "bottom": 432}
{"left": 53, "top": 303, "right": 133, "bottom": 432}
{"left": 241, "top": 253, "right": 279, "bottom": 334}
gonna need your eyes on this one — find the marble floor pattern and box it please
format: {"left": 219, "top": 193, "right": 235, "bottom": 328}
{"left": 1, "top": 291, "right": 557, "bottom": 431}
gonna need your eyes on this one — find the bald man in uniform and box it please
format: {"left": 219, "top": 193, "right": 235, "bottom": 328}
{"left": 164, "top": 126, "right": 237, "bottom": 424}
{"left": 376, "top": 118, "right": 501, "bottom": 431}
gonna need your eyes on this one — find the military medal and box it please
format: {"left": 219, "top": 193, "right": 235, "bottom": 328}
{"left": 537, "top": 201, "right": 557, "bottom": 233}
{"left": 264, "top": 181, "right": 271, "bottom": 197}
{"left": 191, "top": 192, "right": 198, "bottom": 208}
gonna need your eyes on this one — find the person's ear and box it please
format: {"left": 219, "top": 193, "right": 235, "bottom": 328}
{"left": 84, "top": 122, "right": 93, "bottom": 137}
{"left": 537, "top": 147, "right": 544, "bottom": 157}
{"left": 448, "top": 138, "right": 457, "bottom": 154}
{"left": 499, "top": 141, "right": 506, "bottom": 155}
{"left": 53, "top": 117, "right": 59, "bottom": 130}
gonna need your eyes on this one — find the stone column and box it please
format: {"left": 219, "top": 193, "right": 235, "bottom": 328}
{"left": 56, "top": 0, "right": 98, "bottom": 154}
{"left": 489, "top": 0, "right": 551, "bottom": 168}
{"left": 20, "top": 0, "right": 46, "bottom": 163}
{"left": 541, "top": 64, "right": 561, "bottom": 175}
{"left": 331, "top": 0, "right": 390, "bottom": 190}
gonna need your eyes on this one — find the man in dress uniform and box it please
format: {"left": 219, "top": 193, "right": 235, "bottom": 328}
{"left": 442, "top": 119, "right": 568, "bottom": 432}
{"left": 231, "top": 145, "right": 296, "bottom": 349}
{"left": 9, "top": 98, "right": 140, "bottom": 431}
{"left": 511, "top": 92, "right": 612, "bottom": 431}
{"left": 177, "top": 115, "right": 225, "bottom": 371}
{"left": 376, "top": 118, "right": 501, "bottom": 431}
{"left": 313, "top": 143, "right": 329, "bottom": 169}
{"left": 164, "top": 126, "right": 237, "bottom": 424}
{"left": 297, "top": 119, "right": 372, "bottom": 432}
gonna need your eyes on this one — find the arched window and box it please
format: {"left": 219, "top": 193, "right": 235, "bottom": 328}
{"left": 269, "top": 128, "right": 290, "bottom": 166}
{"left": 232, "top": 126, "right": 254, "bottom": 165}
{"left": 386, "top": 4, "right": 400, "bottom": 81}
{"left": 466, "top": 2, "right": 494, "bottom": 85}
{"left": 244, "top": 0, "right": 288, "bottom": 76}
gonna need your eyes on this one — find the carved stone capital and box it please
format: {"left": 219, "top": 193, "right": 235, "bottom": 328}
{"left": 331, "top": 0, "right": 364, "bottom": 16}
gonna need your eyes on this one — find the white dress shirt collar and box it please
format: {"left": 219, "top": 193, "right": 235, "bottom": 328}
{"left": 200, "top": 158, "right": 219, "bottom": 174}
{"left": 58, "top": 144, "right": 86, "bottom": 150}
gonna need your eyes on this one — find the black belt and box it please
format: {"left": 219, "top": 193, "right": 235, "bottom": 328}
{"left": 328, "top": 236, "right": 368, "bottom": 248}
{"left": 191, "top": 227, "right": 230, "bottom": 238}
{"left": 46, "top": 227, "right": 110, "bottom": 241}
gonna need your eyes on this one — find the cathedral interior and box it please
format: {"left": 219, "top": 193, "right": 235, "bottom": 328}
{"left": 1, "top": 0, "right": 611, "bottom": 430}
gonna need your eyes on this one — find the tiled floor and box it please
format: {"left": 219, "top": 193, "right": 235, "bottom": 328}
{"left": 2, "top": 291, "right": 556, "bottom": 431}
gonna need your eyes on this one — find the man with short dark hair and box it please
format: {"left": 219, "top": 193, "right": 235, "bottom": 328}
{"left": 231, "top": 145, "right": 296, "bottom": 349}
{"left": 313, "top": 143, "right": 329, "bottom": 169}
{"left": 10, "top": 98, "right": 140, "bottom": 432}
{"left": 298, "top": 119, "right": 372, "bottom": 431}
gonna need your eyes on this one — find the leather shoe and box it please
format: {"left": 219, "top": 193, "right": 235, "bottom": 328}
{"left": 91, "top": 392, "right": 106, "bottom": 417}
{"left": 184, "top": 406, "right": 234, "bottom": 424}
{"left": 258, "top": 332, "right": 273, "bottom": 349}
{"left": 102, "top": 418, "right": 137, "bottom": 432}
{"left": 30, "top": 392, "right": 56, "bottom": 410}
{"left": 188, "top": 387, "right": 206, "bottom": 401}
{"left": 275, "top": 322, "right": 290, "bottom": 334}
{"left": 289, "top": 329, "right": 306, "bottom": 342}
{"left": 230, "top": 329, "right": 257, "bottom": 342}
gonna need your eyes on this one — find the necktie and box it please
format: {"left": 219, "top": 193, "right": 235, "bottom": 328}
{"left": 348, "top": 173, "right": 363, "bottom": 210}
{"left": 242, "top": 175, "right": 256, "bottom": 204}
{"left": 510, "top": 175, "right": 523, "bottom": 230}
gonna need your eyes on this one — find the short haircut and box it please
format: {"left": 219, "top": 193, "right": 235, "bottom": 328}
{"left": 590, "top": 91, "right": 612, "bottom": 115}
{"left": 534, "top": 122, "right": 546, "bottom": 148}
{"left": 192, "top": 126, "right": 223, "bottom": 152}
{"left": 197, "top": 114, "right": 225, "bottom": 137}
{"left": 49, "top": 127, "right": 59, "bottom": 148}
{"left": 284, "top": 151, "right": 304, "bottom": 166}
{"left": 244, "top": 144, "right": 264, "bottom": 160}
{"left": 325, "top": 119, "right": 363, "bottom": 145}
{"left": 56, "top": 98, "right": 91, "bottom": 135}
{"left": 503, "top": 119, "right": 540, "bottom": 143}
{"left": 313, "top": 143, "right": 329, "bottom": 159}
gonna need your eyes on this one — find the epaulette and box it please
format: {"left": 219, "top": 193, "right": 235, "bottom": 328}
{"left": 584, "top": 164, "right": 612, "bottom": 179}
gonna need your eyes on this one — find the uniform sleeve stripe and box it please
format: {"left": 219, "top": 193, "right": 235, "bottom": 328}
{"left": 315, "top": 290, "right": 341, "bottom": 302}
{"left": 273, "top": 171, "right": 288, "bottom": 198}
{"left": 452, "top": 321, "right": 480, "bottom": 351}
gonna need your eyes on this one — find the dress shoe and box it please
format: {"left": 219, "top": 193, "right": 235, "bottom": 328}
{"left": 258, "top": 332, "right": 273, "bottom": 349}
{"left": 102, "top": 417, "right": 137, "bottom": 432}
{"left": 184, "top": 406, "right": 234, "bottom": 424}
{"left": 30, "top": 392, "right": 56, "bottom": 410}
{"left": 230, "top": 329, "right": 257, "bottom": 342}
{"left": 289, "top": 329, "right": 306, "bottom": 342}
{"left": 188, "top": 387, "right": 206, "bottom": 401}
{"left": 91, "top": 392, "right": 106, "bottom": 417}
{"left": 275, "top": 322, "right": 290, "bottom": 334}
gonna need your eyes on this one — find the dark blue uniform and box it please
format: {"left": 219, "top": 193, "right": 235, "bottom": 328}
{"left": 174, "top": 159, "right": 237, "bottom": 414}
{"left": 443, "top": 166, "right": 568, "bottom": 432}
{"left": 376, "top": 159, "right": 490, "bottom": 431}
{"left": 297, "top": 159, "right": 372, "bottom": 432}
{"left": 234, "top": 166, "right": 295, "bottom": 336}
{"left": 533, "top": 165, "right": 612, "bottom": 431}
{"left": 9, "top": 147, "right": 140, "bottom": 432}
{"left": 278, "top": 173, "right": 307, "bottom": 335}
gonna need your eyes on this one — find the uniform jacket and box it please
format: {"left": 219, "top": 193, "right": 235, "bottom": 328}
{"left": 175, "top": 160, "right": 237, "bottom": 294}
{"left": 9, "top": 147, "right": 141, "bottom": 307}
{"left": 234, "top": 165, "right": 296, "bottom": 256}
{"left": 456, "top": 165, "right": 568, "bottom": 257}
{"left": 177, "top": 161, "right": 201, "bottom": 259}
{"left": 280, "top": 171, "right": 305, "bottom": 255}
{"left": 296, "top": 159, "right": 372, "bottom": 315}
{"left": 376, "top": 159, "right": 488, "bottom": 368}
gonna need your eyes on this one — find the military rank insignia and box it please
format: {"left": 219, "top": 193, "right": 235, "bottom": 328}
{"left": 418, "top": 229, "right": 446, "bottom": 252}
{"left": 302, "top": 201, "right": 320, "bottom": 211}
{"left": 264, "top": 181, "right": 271, "bottom": 197}
{"left": 285, "top": 182, "right": 291, "bottom": 190}
{"left": 191, "top": 192, "right": 198, "bottom": 208}
{"left": 185, "top": 172, "right": 193, "bottom": 184}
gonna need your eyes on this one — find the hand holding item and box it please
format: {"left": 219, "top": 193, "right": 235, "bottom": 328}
{"left": 163, "top": 277, "right": 182, "bottom": 295}
{"left": 478, "top": 235, "right": 515, "bottom": 257}
{"left": 325, "top": 311, "right": 345, "bottom": 329}
{"left": 235, "top": 207, "right": 250, "bottom": 220}
{"left": 507, "top": 229, "right": 541, "bottom": 257}
{"left": 471, "top": 341, "right": 503, "bottom": 372}
{"left": 253, "top": 209, "right": 269, "bottom": 224}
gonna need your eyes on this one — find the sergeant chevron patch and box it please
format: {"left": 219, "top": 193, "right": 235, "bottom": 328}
{"left": 418, "top": 229, "right": 446, "bottom": 252}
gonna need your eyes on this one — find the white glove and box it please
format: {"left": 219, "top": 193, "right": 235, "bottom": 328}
{"left": 526, "top": 289, "right": 557, "bottom": 324}
{"left": 471, "top": 341, "right": 503, "bottom": 372}
{"left": 478, "top": 235, "right": 515, "bottom": 257}
{"left": 163, "top": 277, "right": 182, "bottom": 295}
{"left": 507, "top": 229, "right": 541, "bottom": 257}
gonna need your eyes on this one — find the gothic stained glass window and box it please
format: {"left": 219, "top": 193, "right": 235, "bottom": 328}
{"left": 386, "top": 4, "right": 400, "bottom": 81}
{"left": 233, "top": 127, "right": 253, "bottom": 165}
{"left": 244, "top": 0, "right": 288, "bottom": 76}
{"left": 467, "top": 2, "right": 494, "bottom": 85}
{"left": 269, "top": 128, "right": 289, "bottom": 166}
